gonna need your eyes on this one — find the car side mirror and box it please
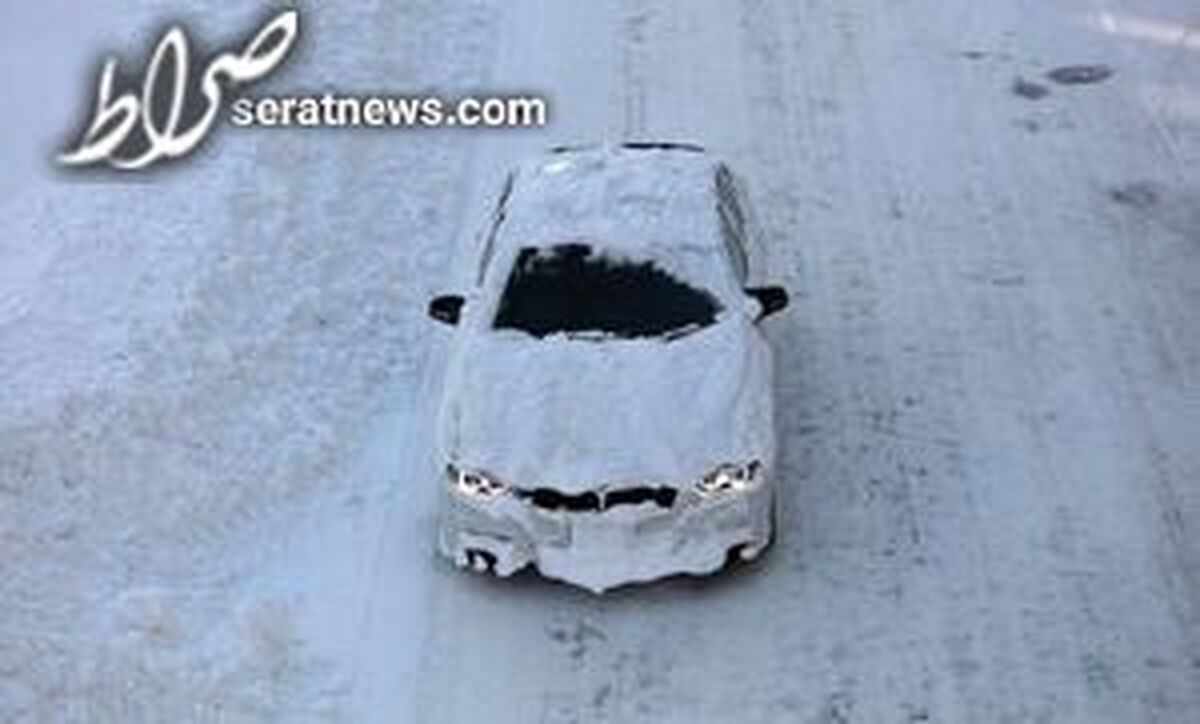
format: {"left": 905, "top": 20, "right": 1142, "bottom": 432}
{"left": 745, "top": 286, "right": 789, "bottom": 320}
{"left": 428, "top": 294, "right": 465, "bottom": 325}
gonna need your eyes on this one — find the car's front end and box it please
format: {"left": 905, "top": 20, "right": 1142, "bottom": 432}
{"left": 433, "top": 308, "right": 779, "bottom": 593}
{"left": 437, "top": 459, "right": 774, "bottom": 592}
{"left": 428, "top": 147, "right": 787, "bottom": 592}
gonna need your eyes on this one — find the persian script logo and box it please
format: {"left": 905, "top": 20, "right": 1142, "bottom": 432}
{"left": 59, "top": 9, "right": 299, "bottom": 171}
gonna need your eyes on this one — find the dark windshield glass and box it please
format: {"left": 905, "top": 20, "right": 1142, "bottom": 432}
{"left": 492, "top": 244, "right": 721, "bottom": 339}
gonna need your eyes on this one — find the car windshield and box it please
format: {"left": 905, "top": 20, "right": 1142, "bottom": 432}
{"left": 492, "top": 243, "right": 722, "bottom": 340}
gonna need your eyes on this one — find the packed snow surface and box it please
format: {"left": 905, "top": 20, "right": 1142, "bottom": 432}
{"left": 3, "top": 0, "right": 1199, "bottom": 722}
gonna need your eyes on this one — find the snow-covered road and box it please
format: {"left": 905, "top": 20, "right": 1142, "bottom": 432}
{"left": 2, "top": 1, "right": 1198, "bottom": 722}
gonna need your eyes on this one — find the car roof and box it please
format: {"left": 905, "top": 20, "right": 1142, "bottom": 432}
{"left": 498, "top": 144, "right": 726, "bottom": 258}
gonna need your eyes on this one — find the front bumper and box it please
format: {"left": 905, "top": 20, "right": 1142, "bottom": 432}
{"left": 437, "top": 477, "right": 774, "bottom": 593}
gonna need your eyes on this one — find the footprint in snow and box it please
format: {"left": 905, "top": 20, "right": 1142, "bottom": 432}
{"left": 1046, "top": 64, "right": 1115, "bottom": 85}
{"left": 1012, "top": 77, "right": 1051, "bottom": 100}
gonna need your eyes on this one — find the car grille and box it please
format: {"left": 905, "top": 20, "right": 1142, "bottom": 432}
{"left": 514, "top": 485, "right": 678, "bottom": 513}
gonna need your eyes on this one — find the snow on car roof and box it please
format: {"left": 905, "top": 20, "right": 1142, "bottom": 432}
{"left": 504, "top": 145, "right": 724, "bottom": 256}
{"left": 484, "top": 145, "right": 737, "bottom": 301}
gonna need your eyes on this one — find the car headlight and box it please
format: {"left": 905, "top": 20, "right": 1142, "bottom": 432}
{"left": 696, "top": 461, "right": 762, "bottom": 497}
{"left": 446, "top": 463, "right": 508, "bottom": 499}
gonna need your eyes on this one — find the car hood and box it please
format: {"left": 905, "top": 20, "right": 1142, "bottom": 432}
{"left": 438, "top": 315, "right": 774, "bottom": 492}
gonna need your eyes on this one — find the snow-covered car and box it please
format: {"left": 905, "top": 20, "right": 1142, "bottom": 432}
{"left": 427, "top": 143, "right": 789, "bottom": 592}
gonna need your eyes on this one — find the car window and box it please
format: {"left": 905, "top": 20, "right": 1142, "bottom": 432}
{"left": 715, "top": 166, "right": 749, "bottom": 282}
{"left": 477, "top": 173, "right": 515, "bottom": 286}
{"left": 492, "top": 244, "right": 722, "bottom": 340}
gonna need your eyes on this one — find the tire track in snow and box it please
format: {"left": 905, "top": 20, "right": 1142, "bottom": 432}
{"left": 739, "top": 3, "right": 1006, "bottom": 719}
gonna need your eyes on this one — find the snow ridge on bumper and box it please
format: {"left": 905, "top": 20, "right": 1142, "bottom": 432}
{"left": 437, "top": 477, "right": 774, "bottom": 593}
